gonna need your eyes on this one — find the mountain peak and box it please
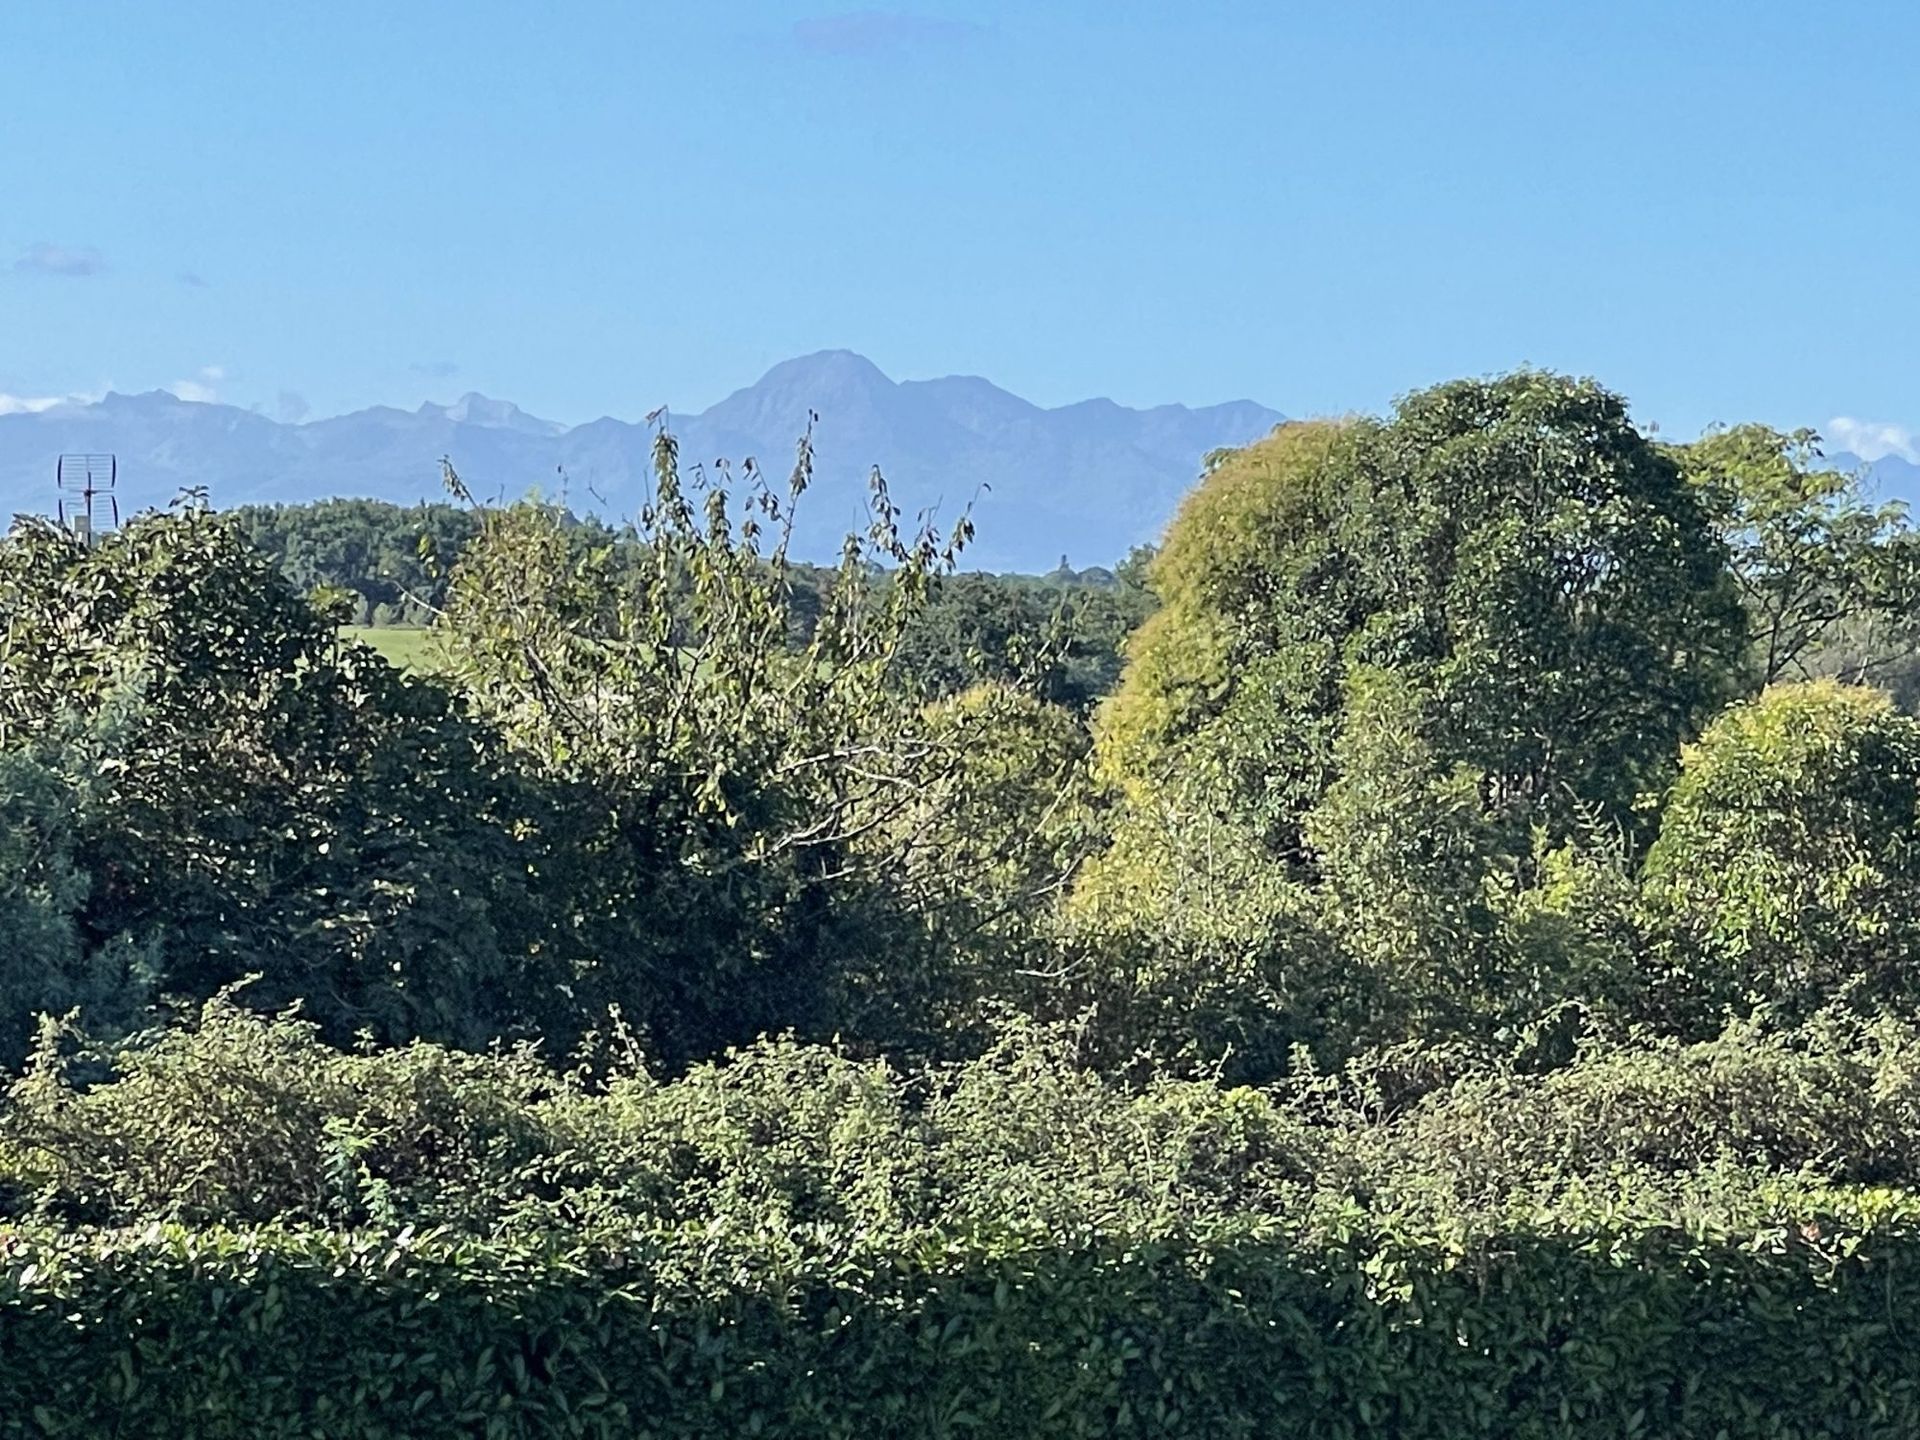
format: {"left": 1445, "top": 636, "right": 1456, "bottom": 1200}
{"left": 753, "top": 349, "right": 893, "bottom": 392}
{"left": 419, "top": 392, "right": 563, "bottom": 436}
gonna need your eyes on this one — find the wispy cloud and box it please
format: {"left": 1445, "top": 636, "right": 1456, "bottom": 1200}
{"left": 791, "top": 10, "right": 985, "bottom": 55}
{"left": 0, "top": 390, "right": 99, "bottom": 417}
{"left": 167, "top": 364, "right": 227, "bottom": 405}
{"left": 177, "top": 270, "right": 208, "bottom": 288}
{"left": 410, "top": 359, "right": 460, "bottom": 378}
{"left": 1827, "top": 416, "right": 1918, "bottom": 464}
{"left": 274, "top": 390, "right": 310, "bottom": 424}
{"left": 13, "top": 242, "right": 107, "bottom": 278}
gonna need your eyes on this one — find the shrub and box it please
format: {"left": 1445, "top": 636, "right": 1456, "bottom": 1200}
{"left": 5, "top": 1187, "right": 1920, "bottom": 1438}
{"left": 1641, "top": 681, "right": 1920, "bottom": 1031}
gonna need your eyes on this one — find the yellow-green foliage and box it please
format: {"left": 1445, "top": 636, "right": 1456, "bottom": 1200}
{"left": 1072, "top": 376, "right": 1745, "bottom": 1076}
{"left": 1673, "top": 425, "right": 1911, "bottom": 686}
{"left": 1644, "top": 680, "right": 1920, "bottom": 1029}
{"left": 1096, "top": 420, "right": 1345, "bottom": 796}
{"left": 1098, "top": 375, "right": 1743, "bottom": 844}
{"left": 851, "top": 683, "right": 1100, "bottom": 1037}
{"left": 901, "top": 683, "right": 1093, "bottom": 907}
{"left": 1063, "top": 801, "right": 1348, "bottom": 1078}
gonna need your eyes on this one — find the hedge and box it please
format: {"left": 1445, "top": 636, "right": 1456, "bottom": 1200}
{"left": 5, "top": 1193, "right": 1920, "bottom": 1439}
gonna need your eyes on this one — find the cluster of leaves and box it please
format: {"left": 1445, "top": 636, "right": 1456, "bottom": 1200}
{"left": 9, "top": 1005, "right": 1920, "bottom": 1435}
{"left": 1675, "top": 424, "right": 1920, "bottom": 688}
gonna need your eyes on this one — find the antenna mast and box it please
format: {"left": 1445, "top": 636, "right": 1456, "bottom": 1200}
{"left": 55, "top": 453, "right": 119, "bottom": 547}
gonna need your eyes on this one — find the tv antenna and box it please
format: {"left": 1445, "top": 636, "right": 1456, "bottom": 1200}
{"left": 56, "top": 453, "right": 119, "bottom": 546}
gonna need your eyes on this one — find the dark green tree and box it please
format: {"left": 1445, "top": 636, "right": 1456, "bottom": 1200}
{"left": 0, "top": 509, "right": 556, "bottom": 1052}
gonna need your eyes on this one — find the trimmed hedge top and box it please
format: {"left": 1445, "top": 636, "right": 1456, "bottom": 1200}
{"left": 6, "top": 1186, "right": 1920, "bottom": 1440}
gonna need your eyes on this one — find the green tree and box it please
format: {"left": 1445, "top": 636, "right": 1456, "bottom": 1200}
{"left": 230, "top": 498, "right": 486, "bottom": 626}
{"left": 892, "top": 572, "right": 1152, "bottom": 713}
{"left": 1674, "top": 424, "right": 1917, "bottom": 688}
{"left": 1641, "top": 681, "right": 1920, "bottom": 1031}
{"left": 436, "top": 429, "right": 990, "bottom": 1065}
{"left": 0, "top": 509, "right": 554, "bottom": 1053}
{"left": 1074, "top": 374, "right": 1743, "bottom": 1073}
{"left": 1100, "top": 376, "right": 1745, "bottom": 848}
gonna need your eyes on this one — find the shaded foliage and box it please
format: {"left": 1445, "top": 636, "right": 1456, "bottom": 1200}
{"left": 230, "top": 498, "right": 486, "bottom": 626}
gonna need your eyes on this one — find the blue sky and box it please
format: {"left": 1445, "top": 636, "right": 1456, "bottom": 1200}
{"left": 3, "top": 1, "right": 1916, "bottom": 457}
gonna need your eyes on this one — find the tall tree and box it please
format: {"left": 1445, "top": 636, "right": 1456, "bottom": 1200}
{"left": 1099, "top": 372, "right": 1746, "bottom": 849}
{"left": 1673, "top": 424, "right": 1917, "bottom": 688}
{"left": 1071, "top": 374, "right": 1745, "bottom": 1075}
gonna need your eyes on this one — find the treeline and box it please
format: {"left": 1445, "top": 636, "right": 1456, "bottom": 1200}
{"left": 234, "top": 495, "right": 1156, "bottom": 711}
{"left": 6, "top": 381, "right": 1920, "bottom": 1071}
{"left": 8, "top": 376, "right": 1920, "bottom": 1432}
{"left": 229, "top": 498, "right": 485, "bottom": 626}
{"left": 6, "top": 379, "right": 1919, "bottom": 1072}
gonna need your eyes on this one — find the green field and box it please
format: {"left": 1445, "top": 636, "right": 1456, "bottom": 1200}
{"left": 340, "top": 625, "right": 441, "bottom": 670}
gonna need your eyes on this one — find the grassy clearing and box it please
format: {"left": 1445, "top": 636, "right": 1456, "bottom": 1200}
{"left": 340, "top": 626, "right": 442, "bottom": 671}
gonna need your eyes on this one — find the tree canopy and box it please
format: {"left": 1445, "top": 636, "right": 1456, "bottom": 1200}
{"left": 1101, "top": 374, "right": 1746, "bottom": 848}
{"left": 0, "top": 374, "right": 1916, "bottom": 1086}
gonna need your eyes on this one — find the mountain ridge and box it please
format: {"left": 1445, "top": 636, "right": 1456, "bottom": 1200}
{"left": 9, "top": 357, "right": 1911, "bottom": 571}
{"left": 0, "top": 351, "right": 1284, "bottom": 571}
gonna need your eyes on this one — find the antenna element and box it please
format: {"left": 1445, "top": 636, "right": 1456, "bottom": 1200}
{"left": 55, "top": 453, "right": 119, "bottom": 546}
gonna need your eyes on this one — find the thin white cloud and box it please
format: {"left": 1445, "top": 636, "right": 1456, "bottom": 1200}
{"left": 1827, "top": 416, "right": 1919, "bottom": 464}
{"left": 275, "top": 390, "right": 310, "bottom": 423}
{"left": 0, "top": 391, "right": 98, "bottom": 416}
{"left": 13, "top": 242, "right": 107, "bottom": 277}
{"left": 167, "top": 365, "right": 227, "bottom": 404}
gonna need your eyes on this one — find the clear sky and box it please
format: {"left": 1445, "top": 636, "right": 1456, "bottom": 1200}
{"left": 3, "top": 1, "right": 1915, "bottom": 456}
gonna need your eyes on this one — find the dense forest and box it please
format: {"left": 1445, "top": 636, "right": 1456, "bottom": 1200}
{"left": 8, "top": 373, "right": 1920, "bottom": 1434}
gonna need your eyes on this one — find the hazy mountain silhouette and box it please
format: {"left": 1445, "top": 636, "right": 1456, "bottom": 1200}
{"left": 1833, "top": 450, "right": 1920, "bottom": 507}
{"left": 0, "top": 352, "right": 1285, "bottom": 571}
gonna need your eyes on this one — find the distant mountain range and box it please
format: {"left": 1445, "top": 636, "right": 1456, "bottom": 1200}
{"left": 1852, "top": 451, "right": 1920, "bottom": 504}
{"left": 7, "top": 355, "right": 1915, "bottom": 572}
{"left": 0, "top": 352, "right": 1286, "bottom": 572}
